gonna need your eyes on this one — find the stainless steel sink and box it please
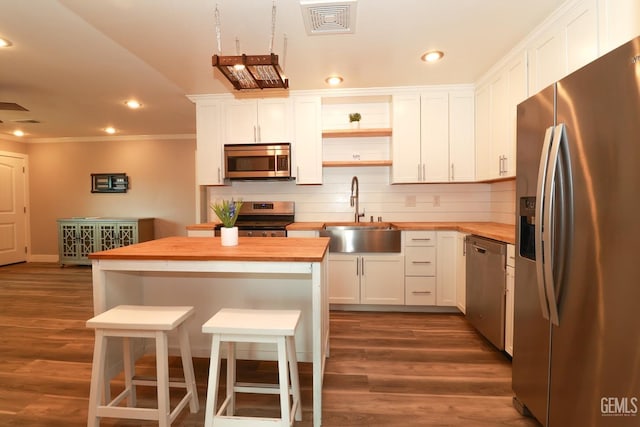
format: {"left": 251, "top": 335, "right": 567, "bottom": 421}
{"left": 319, "top": 223, "right": 401, "bottom": 253}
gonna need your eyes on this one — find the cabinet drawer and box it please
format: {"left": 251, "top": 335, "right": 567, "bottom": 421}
{"left": 405, "top": 277, "right": 436, "bottom": 305}
{"left": 405, "top": 246, "right": 436, "bottom": 276}
{"left": 405, "top": 230, "right": 436, "bottom": 246}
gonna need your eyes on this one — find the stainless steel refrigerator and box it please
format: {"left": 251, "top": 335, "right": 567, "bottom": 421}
{"left": 513, "top": 36, "right": 640, "bottom": 426}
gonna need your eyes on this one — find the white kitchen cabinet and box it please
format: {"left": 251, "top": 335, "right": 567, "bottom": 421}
{"left": 436, "top": 231, "right": 458, "bottom": 307}
{"left": 421, "top": 91, "right": 450, "bottom": 182}
{"left": 392, "top": 89, "right": 474, "bottom": 183}
{"left": 455, "top": 233, "right": 468, "bottom": 313}
{"left": 195, "top": 101, "right": 225, "bottom": 185}
{"left": 57, "top": 218, "right": 154, "bottom": 266}
{"left": 527, "top": 0, "right": 598, "bottom": 94}
{"left": 293, "top": 96, "right": 323, "bottom": 184}
{"left": 448, "top": 90, "right": 476, "bottom": 182}
{"left": 475, "top": 52, "right": 527, "bottom": 181}
{"left": 404, "top": 231, "right": 437, "bottom": 306}
{"left": 391, "top": 94, "right": 421, "bottom": 183}
{"left": 328, "top": 253, "right": 405, "bottom": 305}
{"left": 598, "top": 0, "right": 640, "bottom": 55}
{"left": 223, "top": 98, "right": 291, "bottom": 144}
{"left": 505, "top": 244, "right": 515, "bottom": 356}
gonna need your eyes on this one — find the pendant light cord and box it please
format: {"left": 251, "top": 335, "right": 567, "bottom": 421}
{"left": 269, "top": 0, "right": 276, "bottom": 53}
{"left": 214, "top": 4, "right": 222, "bottom": 55}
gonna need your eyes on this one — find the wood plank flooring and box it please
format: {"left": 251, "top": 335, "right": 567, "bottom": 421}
{"left": 0, "top": 262, "right": 540, "bottom": 426}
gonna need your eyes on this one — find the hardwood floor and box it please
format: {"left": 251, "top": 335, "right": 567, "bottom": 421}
{"left": 0, "top": 262, "right": 540, "bottom": 426}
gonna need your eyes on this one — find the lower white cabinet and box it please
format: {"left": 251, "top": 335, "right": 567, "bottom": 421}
{"left": 505, "top": 244, "right": 516, "bottom": 356}
{"left": 404, "top": 230, "right": 459, "bottom": 307}
{"left": 57, "top": 218, "right": 154, "bottom": 266}
{"left": 328, "top": 253, "right": 405, "bottom": 305}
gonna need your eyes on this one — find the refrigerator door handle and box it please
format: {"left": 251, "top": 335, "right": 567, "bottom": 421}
{"left": 535, "top": 126, "right": 555, "bottom": 320}
{"left": 542, "top": 124, "right": 566, "bottom": 326}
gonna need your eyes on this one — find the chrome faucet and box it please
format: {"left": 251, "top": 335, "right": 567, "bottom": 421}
{"left": 350, "top": 176, "right": 365, "bottom": 222}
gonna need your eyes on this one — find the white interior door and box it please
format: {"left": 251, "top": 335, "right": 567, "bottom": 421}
{"left": 0, "top": 154, "right": 27, "bottom": 266}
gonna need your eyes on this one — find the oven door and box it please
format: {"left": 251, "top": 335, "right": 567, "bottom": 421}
{"left": 224, "top": 143, "right": 291, "bottom": 179}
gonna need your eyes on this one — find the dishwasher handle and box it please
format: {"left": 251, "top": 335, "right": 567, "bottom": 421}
{"left": 472, "top": 245, "right": 488, "bottom": 254}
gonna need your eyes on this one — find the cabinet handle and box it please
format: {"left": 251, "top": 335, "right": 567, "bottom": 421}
{"left": 253, "top": 125, "right": 257, "bottom": 142}
{"left": 503, "top": 155, "right": 508, "bottom": 175}
{"left": 451, "top": 163, "right": 455, "bottom": 181}
{"left": 411, "top": 261, "right": 432, "bottom": 264}
{"left": 257, "top": 125, "right": 261, "bottom": 142}
{"left": 422, "top": 164, "right": 426, "bottom": 181}
{"left": 361, "top": 258, "right": 365, "bottom": 276}
{"left": 356, "top": 259, "right": 359, "bottom": 276}
{"left": 412, "top": 291, "right": 433, "bottom": 295}
{"left": 417, "top": 163, "right": 421, "bottom": 181}
{"left": 411, "top": 238, "right": 432, "bottom": 241}
{"left": 217, "top": 167, "right": 221, "bottom": 183}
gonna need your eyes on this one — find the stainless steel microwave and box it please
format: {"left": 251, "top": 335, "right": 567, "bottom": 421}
{"left": 224, "top": 143, "right": 291, "bottom": 180}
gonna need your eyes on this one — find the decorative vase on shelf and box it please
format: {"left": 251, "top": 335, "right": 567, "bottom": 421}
{"left": 349, "top": 113, "right": 361, "bottom": 129}
{"left": 220, "top": 226, "right": 239, "bottom": 246}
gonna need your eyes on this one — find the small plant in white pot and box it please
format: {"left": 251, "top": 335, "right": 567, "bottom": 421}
{"left": 349, "top": 113, "right": 361, "bottom": 129}
{"left": 210, "top": 199, "right": 243, "bottom": 246}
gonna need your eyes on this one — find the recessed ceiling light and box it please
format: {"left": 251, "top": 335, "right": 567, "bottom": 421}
{"left": 421, "top": 50, "right": 444, "bottom": 63}
{"left": 125, "top": 100, "right": 142, "bottom": 109}
{"left": 0, "top": 37, "right": 12, "bottom": 48}
{"left": 104, "top": 127, "right": 116, "bottom": 134}
{"left": 13, "top": 130, "right": 24, "bottom": 137}
{"left": 325, "top": 75, "right": 343, "bottom": 86}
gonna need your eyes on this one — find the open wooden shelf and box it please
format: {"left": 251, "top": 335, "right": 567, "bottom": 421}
{"left": 322, "top": 128, "right": 392, "bottom": 138}
{"left": 322, "top": 160, "right": 393, "bottom": 167}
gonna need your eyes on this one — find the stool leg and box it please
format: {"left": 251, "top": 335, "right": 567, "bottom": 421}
{"left": 226, "top": 341, "right": 236, "bottom": 416}
{"left": 122, "top": 336, "right": 136, "bottom": 407}
{"left": 286, "top": 335, "right": 302, "bottom": 422}
{"left": 276, "top": 336, "right": 291, "bottom": 427}
{"left": 155, "top": 331, "right": 170, "bottom": 427}
{"left": 87, "top": 330, "right": 107, "bottom": 427}
{"left": 178, "top": 324, "right": 199, "bottom": 413}
{"left": 204, "top": 335, "right": 222, "bottom": 427}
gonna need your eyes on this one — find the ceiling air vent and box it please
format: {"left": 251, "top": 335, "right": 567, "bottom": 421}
{"left": 300, "top": 0, "right": 357, "bottom": 35}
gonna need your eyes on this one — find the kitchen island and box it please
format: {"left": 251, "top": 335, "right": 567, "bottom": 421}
{"left": 89, "top": 236, "right": 330, "bottom": 427}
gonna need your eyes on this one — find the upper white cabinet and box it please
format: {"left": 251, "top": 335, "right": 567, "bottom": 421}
{"left": 194, "top": 100, "right": 225, "bottom": 186}
{"left": 475, "top": 52, "right": 527, "bottom": 181}
{"left": 392, "top": 88, "right": 475, "bottom": 184}
{"left": 223, "top": 98, "right": 292, "bottom": 144}
{"left": 598, "top": 0, "right": 640, "bottom": 55}
{"left": 448, "top": 91, "right": 476, "bottom": 182}
{"left": 293, "top": 96, "right": 323, "bottom": 184}
{"left": 527, "top": 0, "right": 598, "bottom": 94}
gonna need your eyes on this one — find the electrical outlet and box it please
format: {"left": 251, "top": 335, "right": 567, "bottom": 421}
{"left": 405, "top": 195, "right": 416, "bottom": 207}
{"left": 433, "top": 195, "right": 440, "bottom": 207}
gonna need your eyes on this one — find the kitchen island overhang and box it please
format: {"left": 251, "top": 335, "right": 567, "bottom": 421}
{"left": 89, "top": 236, "right": 330, "bottom": 427}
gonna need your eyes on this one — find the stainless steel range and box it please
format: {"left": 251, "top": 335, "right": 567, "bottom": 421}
{"left": 214, "top": 201, "right": 294, "bottom": 237}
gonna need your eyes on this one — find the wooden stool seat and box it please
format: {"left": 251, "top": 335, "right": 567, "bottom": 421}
{"left": 86, "top": 305, "right": 199, "bottom": 427}
{"left": 202, "top": 308, "right": 302, "bottom": 427}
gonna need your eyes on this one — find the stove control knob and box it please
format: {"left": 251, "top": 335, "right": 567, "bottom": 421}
{"left": 247, "top": 231, "right": 253, "bottom": 237}
{"left": 270, "top": 232, "right": 277, "bottom": 237}
{"left": 261, "top": 231, "right": 267, "bottom": 237}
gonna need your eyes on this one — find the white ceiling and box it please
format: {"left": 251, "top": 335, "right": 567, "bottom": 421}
{"left": 0, "top": 0, "right": 565, "bottom": 141}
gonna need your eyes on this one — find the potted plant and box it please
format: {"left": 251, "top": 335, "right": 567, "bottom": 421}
{"left": 349, "top": 112, "right": 361, "bottom": 129}
{"left": 210, "top": 199, "right": 243, "bottom": 246}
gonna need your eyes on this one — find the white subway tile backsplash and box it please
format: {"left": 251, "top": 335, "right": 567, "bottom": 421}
{"left": 206, "top": 167, "right": 501, "bottom": 223}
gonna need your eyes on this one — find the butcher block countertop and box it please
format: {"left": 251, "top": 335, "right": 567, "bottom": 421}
{"left": 286, "top": 221, "right": 515, "bottom": 244}
{"left": 89, "top": 236, "right": 330, "bottom": 262}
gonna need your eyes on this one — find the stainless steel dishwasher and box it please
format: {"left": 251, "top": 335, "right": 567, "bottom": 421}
{"left": 465, "top": 235, "right": 506, "bottom": 350}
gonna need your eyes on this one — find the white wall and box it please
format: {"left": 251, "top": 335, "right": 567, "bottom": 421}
{"left": 206, "top": 167, "right": 493, "bottom": 223}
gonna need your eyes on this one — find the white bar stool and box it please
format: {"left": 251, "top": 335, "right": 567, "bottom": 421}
{"left": 202, "top": 308, "right": 302, "bottom": 427}
{"left": 86, "top": 305, "right": 199, "bottom": 427}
